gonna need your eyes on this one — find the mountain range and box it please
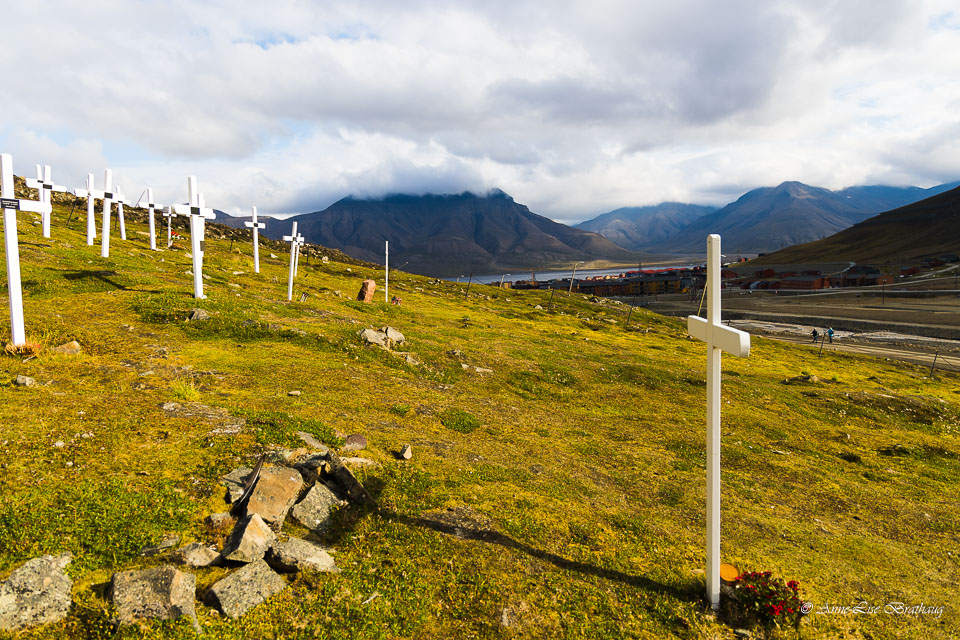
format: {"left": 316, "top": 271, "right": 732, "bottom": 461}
{"left": 218, "top": 191, "right": 639, "bottom": 276}
{"left": 574, "top": 203, "right": 716, "bottom": 250}
{"left": 581, "top": 181, "right": 959, "bottom": 254}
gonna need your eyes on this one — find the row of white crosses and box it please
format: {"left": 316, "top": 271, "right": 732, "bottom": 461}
{"left": 73, "top": 169, "right": 131, "bottom": 256}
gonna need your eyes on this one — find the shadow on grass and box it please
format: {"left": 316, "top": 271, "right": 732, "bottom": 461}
{"left": 61, "top": 269, "right": 161, "bottom": 293}
{"left": 324, "top": 475, "right": 698, "bottom": 604}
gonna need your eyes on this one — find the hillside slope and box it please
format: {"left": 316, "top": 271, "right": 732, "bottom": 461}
{"left": 0, "top": 188, "right": 956, "bottom": 639}
{"left": 749, "top": 185, "right": 960, "bottom": 266}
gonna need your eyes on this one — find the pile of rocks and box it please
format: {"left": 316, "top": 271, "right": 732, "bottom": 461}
{"left": 1, "top": 441, "right": 375, "bottom": 632}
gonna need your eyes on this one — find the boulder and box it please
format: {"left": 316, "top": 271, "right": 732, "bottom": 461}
{"left": 291, "top": 482, "right": 346, "bottom": 532}
{"left": 266, "top": 538, "right": 339, "bottom": 574}
{"left": 326, "top": 452, "right": 378, "bottom": 508}
{"left": 342, "top": 434, "right": 367, "bottom": 452}
{"left": 171, "top": 542, "right": 219, "bottom": 568}
{"left": 357, "top": 279, "right": 376, "bottom": 303}
{"left": 0, "top": 553, "right": 73, "bottom": 631}
{"left": 381, "top": 326, "right": 405, "bottom": 346}
{"left": 221, "top": 513, "right": 276, "bottom": 563}
{"left": 245, "top": 466, "right": 304, "bottom": 527}
{"left": 187, "top": 308, "right": 210, "bottom": 321}
{"left": 52, "top": 340, "right": 81, "bottom": 355}
{"left": 204, "top": 559, "right": 286, "bottom": 619}
{"left": 111, "top": 565, "right": 196, "bottom": 627}
{"left": 399, "top": 444, "right": 413, "bottom": 460}
{"left": 14, "top": 375, "right": 35, "bottom": 387}
{"left": 359, "top": 328, "right": 387, "bottom": 348}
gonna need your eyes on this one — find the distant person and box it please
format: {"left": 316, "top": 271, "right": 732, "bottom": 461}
{"left": 827, "top": 327, "right": 834, "bottom": 343}
{"left": 812, "top": 329, "right": 819, "bottom": 343}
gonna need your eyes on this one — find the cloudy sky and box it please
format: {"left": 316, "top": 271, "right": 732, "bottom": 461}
{"left": 3, "top": 0, "right": 959, "bottom": 224}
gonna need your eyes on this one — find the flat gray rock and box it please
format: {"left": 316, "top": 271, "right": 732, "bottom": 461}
{"left": 0, "top": 553, "right": 73, "bottom": 631}
{"left": 222, "top": 514, "right": 276, "bottom": 563}
{"left": 291, "top": 482, "right": 346, "bottom": 532}
{"left": 172, "top": 542, "right": 219, "bottom": 568}
{"left": 204, "top": 559, "right": 286, "bottom": 619}
{"left": 296, "top": 431, "right": 330, "bottom": 453}
{"left": 266, "top": 538, "right": 339, "bottom": 574}
{"left": 342, "top": 434, "right": 367, "bottom": 452}
{"left": 161, "top": 402, "right": 245, "bottom": 435}
{"left": 111, "top": 565, "right": 196, "bottom": 627}
{"left": 246, "top": 466, "right": 303, "bottom": 526}
{"left": 220, "top": 467, "right": 254, "bottom": 503}
{"left": 14, "top": 375, "right": 35, "bottom": 387}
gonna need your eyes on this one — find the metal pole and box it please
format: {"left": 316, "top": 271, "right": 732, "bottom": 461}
{"left": 549, "top": 288, "right": 556, "bottom": 309}
{"left": 568, "top": 262, "right": 582, "bottom": 293}
{"left": 930, "top": 351, "right": 939, "bottom": 377}
{"left": 818, "top": 334, "right": 826, "bottom": 358}
{"left": 385, "top": 240, "right": 389, "bottom": 303}
{"left": 464, "top": 272, "right": 473, "bottom": 298}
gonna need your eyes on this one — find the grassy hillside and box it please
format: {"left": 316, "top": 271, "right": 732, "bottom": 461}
{"left": 0, "top": 196, "right": 957, "bottom": 639}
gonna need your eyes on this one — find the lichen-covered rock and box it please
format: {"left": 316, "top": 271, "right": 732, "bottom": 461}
{"left": 221, "top": 514, "right": 276, "bottom": 563}
{"left": 245, "top": 466, "right": 303, "bottom": 526}
{"left": 266, "top": 538, "right": 339, "bottom": 573}
{"left": 171, "top": 542, "right": 219, "bottom": 568}
{"left": 111, "top": 565, "right": 196, "bottom": 626}
{"left": 204, "top": 559, "right": 286, "bottom": 619}
{"left": 0, "top": 553, "right": 73, "bottom": 631}
{"left": 220, "top": 467, "right": 254, "bottom": 503}
{"left": 291, "top": 482, "right": 346, "bottom": 532}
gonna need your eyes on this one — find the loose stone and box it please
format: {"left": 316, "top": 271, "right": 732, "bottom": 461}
{"left": 204, "top": 559, "right": 286, "bottom": 619}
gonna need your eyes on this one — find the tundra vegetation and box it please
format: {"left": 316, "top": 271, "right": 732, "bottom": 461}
{"left": 0, "top": 195, "right": 957, "bottom": 639}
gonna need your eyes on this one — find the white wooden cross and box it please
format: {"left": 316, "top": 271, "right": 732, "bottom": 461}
{"left": 161, "top": 202, "right": 174, "bottom": 247}
{"left": 0, "top": 154, "right": 52, "bottom": 346}
{"left": 686, "top": 234, "right": 751, "bottom": 611}
{"left": 293, "top": 231, "right": 304, "bottom": 277}
{"left": 385, "top": 240, "right": 389, "bottom": 303}
{"left": 25, "top": 165, "right": 65, "bottom": 238}
{"left": 114, "top": 185, "right": 129, "bottom": 241}
{"left": 73, "top": 172, "right": 101, "bottom": 245}
{"left": 244, "top": 206, "right": 265, "bottom": 273}
{"left": 99, "top": 169, "right": 115, "bottom": 258}
{"left": 283, "top": 221, "right": 301, "bottom": 301}
{"left": 169, "top": 176, "right": 215, "bottom": 298}
{"left": 135, "top": 188, "right": 163, "bottom": 251}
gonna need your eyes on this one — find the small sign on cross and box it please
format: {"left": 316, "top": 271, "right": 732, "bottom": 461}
{"left": 1, "top": 154, "right": 52, "bottom": 346}
{"left": 686, "top": 234, "right": 751, "bottom": 611}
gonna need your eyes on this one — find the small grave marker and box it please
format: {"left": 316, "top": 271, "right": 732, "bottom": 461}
{"left": 283, "top": 222, "right": 301, "bottom": 301}
{"left": 686, "top": 234, "right": 751, "bottom": 610}
{"left": 384, "top": 240, "right": 389, "bottom": 303}
{"left": 1, "top": 154, "right": 52, "bottom": 346}
{"left": 135, "top": 188, "right": 163, "bottom": 251}
{"left": 25, "top": 164, "right": 65, "bottom": 238}
{"left": 168, "top": 176, "right": 215, "bottom": 298}
{"left": 244, "top": 206, "right": 265, "bottom": 273}
{"left": 98, "top": 169, "right": 115, "bottom": 258}
{"left": 114, "top": 185, "right": 129, "bottom": 241}
{"left": 72, "top": 172, "right": 102, "bottom": 245}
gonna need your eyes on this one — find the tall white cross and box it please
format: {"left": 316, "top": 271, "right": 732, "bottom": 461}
{"left": 25, "top": 165, "right": 65, "bottom": 238}
{"left": 293, "top": 231, "right": 304, "bottom": 277}
{"left": 686, "top": 234, "right": 751, "bottom": 611}
{"left": 385, "top": 240, "right": 389, "bottom": 303}
{"left": 99, "top": 169, "right": 115, "bottom": 258}
{"left": 168, "top": 176, "right": 215, "bottom": 298}
{"left": 283, "top": 221, "right": 301, "bottom": 301}
{"left": 244, "top": 206, "right": 265, "bottom": 273}
{"left": 135, "top": 188, "right": 163, "bottom": 251}
{"left": 114, "top": 185, "right": 129, "bottom": 241}
{"left": 0, "top": 154, "right": 52, "bottom": 346}
{"left": 73, "top": 173, "right": 101, "bottom": 245}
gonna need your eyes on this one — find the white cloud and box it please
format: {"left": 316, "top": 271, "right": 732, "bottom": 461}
{"left": 1, "top": 0, "right": 958, "bottom": 222}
